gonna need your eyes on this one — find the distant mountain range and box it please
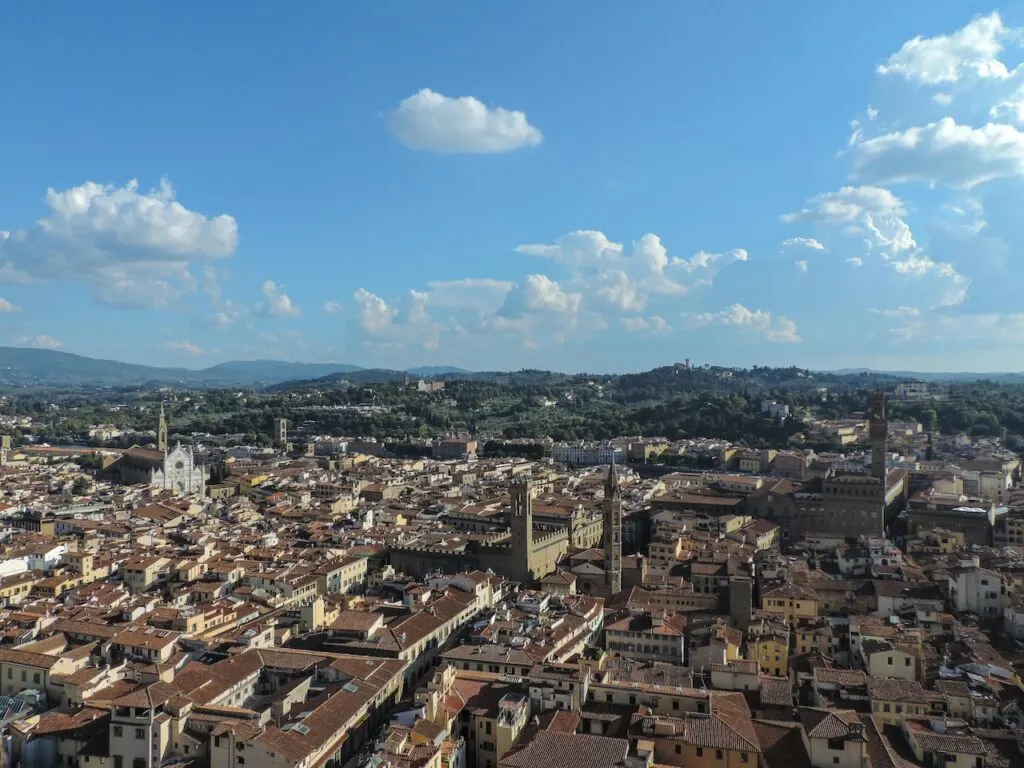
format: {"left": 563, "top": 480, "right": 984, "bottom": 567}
{"left": 829, "top": 368, "right": 1024, "bottom": 383}
{"left": 0, "top": 347, "right": 470, "bottom": 388}
{"left": 0, "top": 346, "right": 1019, "bottom": 389}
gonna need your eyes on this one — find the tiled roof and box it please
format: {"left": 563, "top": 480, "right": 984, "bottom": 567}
{"left": 499, "top": 731, "right": 628, "bottom": 768}
{"left": 868, "top": 677, "right": 926, "bottom": 703}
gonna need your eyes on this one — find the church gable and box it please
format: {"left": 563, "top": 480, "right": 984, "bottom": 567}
{"left": 570, "top": 562, "right": 606, "bottom": 577}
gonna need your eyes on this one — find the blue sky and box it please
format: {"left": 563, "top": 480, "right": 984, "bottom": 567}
{"left": 2, "top": 3, "right": 1024, "bottom": 372}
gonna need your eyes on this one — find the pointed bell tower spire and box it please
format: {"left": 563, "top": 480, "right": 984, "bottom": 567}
{"left": 157, "top": 402, "right": 168, "bottom": 454}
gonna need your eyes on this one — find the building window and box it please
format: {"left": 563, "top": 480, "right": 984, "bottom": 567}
{"left": 113, "top": 726, "right": 123, "bottom": 737}
{"left": 237, "top": 759, "right": 244, "bottom": 766}
{"left": 33, "top": 673, "right": 40, "bottom": 684}
{"left": 741, "top": 755, "right": 749, "bottom": 764}
{"left": 136, "top": 728, "right": 145, "bottom": 740}
{"left": 696, "top": 748, "right": 704, "bottom": 757}
{"left": 675, "top": 745, "right": 681, "bottom": 754}
{"left": 133, "top": 760, "right": 146, "bottom": 768}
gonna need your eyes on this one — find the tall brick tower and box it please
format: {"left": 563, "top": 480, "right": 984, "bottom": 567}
{"left": 869, "top": 391, "right": 887, "bottom": 480}
{"left": 603, "top": 463, "right": 622, "bottom": 595}
{"left": 510, "top": 478, "right": 534, "bottom": 584}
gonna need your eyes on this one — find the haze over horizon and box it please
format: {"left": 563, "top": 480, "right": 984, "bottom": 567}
{"left": 2, "top": 5, "right": 1024, "bottom": 372}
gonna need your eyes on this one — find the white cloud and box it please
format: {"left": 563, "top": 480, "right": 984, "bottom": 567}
{"left": 620, "top": 315, "right": 671, "bottom": 334}
{"left": 19, "top": 335, "right": 63, "bottom": 349}
{"left": 0, "top": 179, "right": 237, "bottom": 308}
{"left": 795, "top": 260, "right": 809, "bottom": 272}
{"left": 990, "top": 83, "right": 1024, "bottom": 124}
{"left": 783, "top": 185, "right": 914, "bottom": 256}
{"left": 848, "top": 119, "right": 864, "bottom": 147}
{"left": 164, "top": 340, "right": 203, "bottom": 356}
{"left": 682, "top": 303, "right": 801, "bottom": 343}
{"left": 354, "top": 288, "right": 399, "bottom": 334}
{"left": 866, "top": 105, "right": 879, "bottom": 121}
{"left": 871, "top": 306, "right": 920, "bottom": 317}
{"left": 426, "top": 278, "right": 513, "bottom": 312}
{"left": 258, "top": 280, "right": 301, "bottom": 318}
{"left": 933, "top": 92, "right": 954, "bottom": 106}
{"left": 516, "top": 230, "right": 623, "bottom": 266}
{"left": 864, "top": 212, "right": 917, "bottom": 253}
{"left": 0, "top": 298, "right": 17, "bottom": 313}
{"left": 782, "top": 237, "right": 825, "bottom": 250}
{"left": 208, "top": 301, "right": 247, "bottom": 328}
{"left": 850, "top": 117, "right": 1024, "bottom": 189}
{"left": 846, "top": 257, "right": 864, "bottom": 267}
{"left": 518, "top": 274, "right": 582, "bottom": 315}
{"left": 323, "top": 301, "right": 342, "bottom": 314}
{"left": 939, "top": 198, "right": 988, "bottom": 234}
{"left": 782, "top": 185, "right": 906, "bottom": 224}
{"left": 888, "top": 255, "right": 970, "bottom": 307}
{"left": 388, "top": 88, "right": 542, "bottom": 153}
{"left": 876, "top": 12, "right": 1018, "bottom": 85}
{"left": 353, "top": 288, "right": 439, "bottom": 349}
{"left": 516, "top": 230, "right": 747, "bottom": 313}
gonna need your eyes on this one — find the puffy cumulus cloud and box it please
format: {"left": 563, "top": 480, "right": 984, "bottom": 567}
{"left": 258, "top": 280, "right": 301, "bottom": 318}
{"left": 782, "top": 185, "right": 914, "bottom": 257}
{"left": 782, "top": 237, "right": 824, "bottom": 250}
{"left": 502, "top": 274, "right": 582, "bottom": 316}
{"left": 516, "top": 230, "right": 747, "bottom": 313}
{"left": 353, "top": 288, "right": 440, "bottom": 350}
{"left": 323, "top": 301, "right": 342, "bottom": 315}
{"left": 164, "top": 340, "right": 203, "bottom": 356}
{"left": 425, "top": 278, "right": 513, "bottom": 312}
{"left": 849, "top": 118, "right": 1024, "bottom": 189}
{"left": 620, "top": 315, "right": 671, "bottom": 334}
{"left": 871, "top": 306, "right": 920, "bottom": 317}
{"left": 682, "top": 304, "right": 801, "bottom": 343}
{"left": 794, "top": 260, "right": 809, "bottom": 272}
{"left": 782, "top": 185, "right": 906, "bottom": 224}
{"left": 388, "top": 89, "right": 542, "bottom": 154}
{"left": 847, "top": 257, "right": 865, "bottom": 267}
{"left": 19, "top": 335, "right": 63, "bottom": 349}
{"left": 0, "top": 179, "right": 237, "bottom": 308}
{"left": 354, "top": 288, "right": 398, "bottom": 334}
{"left": 0, "top": 298, "right": 18, "bottom": 313}
{"left": 516, "top": 230, "right": 624, "bottom": 266}
{"left": 876, "top": 12, "right": 1019, "bottom": 85}
{"left": 488, "top": 274, "right": 595, "bottom": 347}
